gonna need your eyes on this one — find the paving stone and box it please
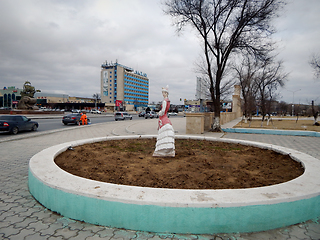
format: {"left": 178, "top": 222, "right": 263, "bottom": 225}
{"left": 113, "top": 229, "right": 137, "bottom": 239}
{"left": 172, "top": 234, "right": 200, "bottom": 240}
{"left": 32, "top": 210, "right": 56, "bottom": 220}
{"left": 56, "top": 217, "right": 78, "bottom": 228}
{"left": 0, "top": 219, "right": 13, "bottom": 228}
{"left": 54, "top": 227, "right": 78, "bottom": 238}
{"left": 0, "top": 202, "right": 19, "bottom": 211}
{"left": 306, "top": 221, "right": 320, "bottom": 234}
{"left": 9, "top": 205, "right": 30, "bottom": 215}
{"left": 94, "top": 227, "right": 115, "bottom": 238}
{"left": 39, "top": 223, "right": 66, "bottom": 236}
{"left": 86, "top": 234, "right": 111, "bottom": 240}
{"left": 25, "top": 232, "right": 52, "bottom": 240}
{"left": 237, "top": 229, "right": 291, "bottom": 240}
{"left": 8, "top": 228, "right": 37, "bottom": 240}
{"left": 0, "top": 224, "right": 21, "bottom": 238}
{"left": 2, "top": 214, "right": 24, "bottom": 224}
{"left": 286, "top": 224, "right": 310, "bottom": 240}
{"left": 41, "top": 213, "right": 64, "bottom": 224}
{"left": 135, "top": 231, "right": 156, "bottom": 239}
{"left": 68, "top": 230, "right": 95, "bottom": 239}
{"left": 17, "top": 207, "right": 42, "bottom": 217}
{"left": 305, "top": 221, "right": 320, "bottom": 240}
{"left": 64, "top": 221, "right": 85, "bottom": 231}
{"left": 154, "top": 233, "right": 175, "bottom": 239}
{"left": 149, "top": 236, "right": 173, "bottom": 240}
{"left": 0, "top": 210, "right": 14, "bottom": 221}
{"left": 26, "top": 221, "right": 50, "bottom": 232}
{"left": 82, "top": 223, "right": 106, "bottom": 232}
{"left": 48, "top": 236, "right": 65, "bottom": 240}
{"left": 13, "top": 216, "right": 39, "bottom": 229}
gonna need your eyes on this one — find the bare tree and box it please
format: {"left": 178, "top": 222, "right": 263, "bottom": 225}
{"left": 277, "top": 101, "right": 288, "bottom": 116}
{"left": 234, "top": 55, "right": 287, "bottom": 126}
{"left": 310, "top": 53, "right": 320, "bottom": 79}
{"left": 164, "top": 0, "right": 285, "bottom": 131}
{"left": 233, "top": 56, "right": 259, "bottom": 120}
{"left": 92, "top": 93, "right": 100, "bottom": 109}
{"left": 311, "top": 100, "right": 319, "bottom": 125}
{"left": 254, "top": 59, "right": 287, "bottom": 122}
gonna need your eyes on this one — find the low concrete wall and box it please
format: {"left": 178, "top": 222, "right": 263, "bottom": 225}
{"left": 186, "top": 113, "right": 204, "bottom": 134}
{"left": 28, "top": 135, "right": 320, "bottom": 234}
{"left": 220, "top": 112, "right": 237, "bottom": 126}
{"left": 204, "top": 112, "right": 215, "bottom": 131}
{"left": 186, "top": 112, "right": 238, "bottom": 133}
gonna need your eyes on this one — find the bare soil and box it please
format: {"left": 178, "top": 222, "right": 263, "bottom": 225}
{"left": 54, "top": 139, "right": 304, "bottom": 189}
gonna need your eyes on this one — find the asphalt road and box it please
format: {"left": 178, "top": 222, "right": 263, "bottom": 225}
{"left": 0, "top": 114, "right": 182, "bottom": 138}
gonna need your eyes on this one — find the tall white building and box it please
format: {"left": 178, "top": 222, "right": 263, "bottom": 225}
{"left": 101, "top": 61, "right": 149, "bottom": 109}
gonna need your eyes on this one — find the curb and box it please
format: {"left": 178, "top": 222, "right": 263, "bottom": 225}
{"left": 28, "top": 135, "right": 320, "bottom": 234}
{"left": 223, "top": 128, "right": 320, "bottom": 137}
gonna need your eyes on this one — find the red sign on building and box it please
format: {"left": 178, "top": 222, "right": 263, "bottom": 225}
{"left": 115, "top": 100, "right": 123, "bottom": 107}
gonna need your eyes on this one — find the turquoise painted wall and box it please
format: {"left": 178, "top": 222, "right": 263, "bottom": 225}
{"left": 28, "top": 170, "right": 320, "bottom": 234}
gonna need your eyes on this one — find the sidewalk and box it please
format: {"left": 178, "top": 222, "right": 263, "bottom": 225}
{"left": 1, "top": 117, "right": 320, "bottom": 239}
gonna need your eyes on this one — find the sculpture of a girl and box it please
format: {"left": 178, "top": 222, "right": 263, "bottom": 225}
{"left": 153, "top": 85, "right": 175, "bottom": 157}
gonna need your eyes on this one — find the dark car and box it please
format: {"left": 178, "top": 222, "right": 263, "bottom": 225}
{"left": 138, "top": 111, "right": 146, "bottom": 117}
{"left": 62, "top": 113, "right": 90, "bottom": 125}
{"left": 0, "top": 115, "right": 39, "bottom": 135}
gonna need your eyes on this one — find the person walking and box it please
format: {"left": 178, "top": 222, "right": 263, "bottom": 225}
{"left": 80, "top": 111, "right": 88, "bottom": 125}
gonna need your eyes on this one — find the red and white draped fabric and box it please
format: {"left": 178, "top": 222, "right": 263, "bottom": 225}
{"left": 153, "top": 98, "right": 175, "bottom": 157}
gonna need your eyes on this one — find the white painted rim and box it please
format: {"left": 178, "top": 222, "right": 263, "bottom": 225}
{"left": 29, "top": 135, "right": 320, "bottom": 208}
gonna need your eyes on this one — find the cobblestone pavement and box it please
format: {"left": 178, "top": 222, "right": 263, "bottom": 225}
{"left": 0, "top": 117, "right": 320, "bottom": 239}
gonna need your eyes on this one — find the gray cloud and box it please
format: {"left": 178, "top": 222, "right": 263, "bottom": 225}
{"left": 0, "top": 0, "right": 319, "bottom": 105}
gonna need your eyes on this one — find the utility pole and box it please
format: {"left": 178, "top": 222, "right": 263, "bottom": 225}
{"left": 287, "top": 89, "right": 301, "bottom": 116}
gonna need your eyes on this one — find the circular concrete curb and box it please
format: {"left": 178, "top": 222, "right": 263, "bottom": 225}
{"left": 222, "top": 127, "right": 320, "bottom": 137}
{"left": 28, "top": 135, "right": 320, "bottom": 234}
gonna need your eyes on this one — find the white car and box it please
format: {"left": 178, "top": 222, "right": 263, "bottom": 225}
{"left": 115, "top": 112, "right": 132, "bottom": 121}
{"left": 168, "top": 112, "right": 177, "bottom": 116}
{"left": 91, "top": 109, "right": 101, "bottom": 114}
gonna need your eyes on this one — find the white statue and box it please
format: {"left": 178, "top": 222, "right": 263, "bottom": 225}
{"left": 153, "top": 85, "right": 175, "bottom": 157}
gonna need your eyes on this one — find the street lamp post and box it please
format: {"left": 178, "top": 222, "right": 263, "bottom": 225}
{"left": 287, "top": 89, "right": 301, "bottom": 116}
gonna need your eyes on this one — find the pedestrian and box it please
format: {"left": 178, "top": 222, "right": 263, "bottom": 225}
{"left": 80, "top": 111, "right": 87, "bottom": 125}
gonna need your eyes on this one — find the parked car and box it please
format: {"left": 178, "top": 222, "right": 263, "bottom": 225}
{"left": 145, "top": 111, "right": 158, "bottom": 119}
{"left": 0, "top": 107, "right": 12, "bottom": 110}
{"left": 138, "top": 111, "right": 146, "bottom": 117}
{"left": 114, "top": 112, "right": 132, "bottom": 121}
{"left": 168, "top": 112, "right": 178, "bottom": 117}
{"left": 0, "top": 115, "right": 39, "bottom": 135}
{"left": 62, "top": 113, "right": 90, "bottom": 125}
{"left": 91, "top": 109, "right": 101, "bottom": 114}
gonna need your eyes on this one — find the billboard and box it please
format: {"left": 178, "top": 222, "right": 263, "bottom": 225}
{"left": 103, "top": 71, "right": 108, "bottom": 96}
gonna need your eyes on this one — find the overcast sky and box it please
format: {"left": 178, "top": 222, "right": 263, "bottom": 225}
{"left": 0, "top": 0, "right": 319, "bottom": 105}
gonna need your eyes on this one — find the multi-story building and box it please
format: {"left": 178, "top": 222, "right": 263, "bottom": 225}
{"left": 101, "top": 61, "right": 149, "bottom": 110}
{"left": 0, "top": 86, "right": 22, "bottom": 108}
